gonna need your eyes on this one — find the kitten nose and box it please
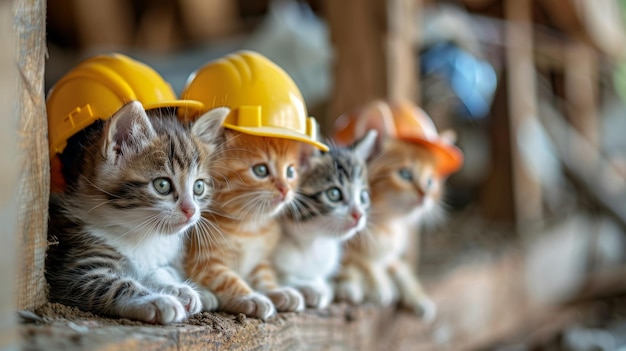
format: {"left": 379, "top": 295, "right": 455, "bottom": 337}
{"left": 351, "top": 211, "right": 362, "bottom": 222}
{"left": 276, "top": 184, "right": 289, "bottom": 198}
{"left": 181, "top": 203, "right": 196, "bottom": 220}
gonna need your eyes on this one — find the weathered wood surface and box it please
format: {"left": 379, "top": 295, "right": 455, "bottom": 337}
{"left": 22, "top": 239, "right": 612, "bottom": 351}
{"left": 15, "top": 0, "right": 48, "bottom": 311}
{"left": 22, "top": 209, "right": 626, "bottom": 351}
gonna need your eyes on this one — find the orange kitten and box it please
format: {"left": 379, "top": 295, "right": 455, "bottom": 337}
{"left": 336, "top": 138, "right": 443, "bottom": 321}
{"left": 333, "top": 100, "right": 462, "bottom": 322}
{"left": 186, "top": 129, "right": 305, "bottom": 320}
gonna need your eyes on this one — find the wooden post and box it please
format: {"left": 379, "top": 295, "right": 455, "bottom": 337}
{"left": 564, "top": 43, "right": 598, "bottom": 166}
{"left": 504, "top": 0, "right": 543, "bottom": 230}
{"left": 386, "top": 0, "right": 418, "bottom": 103}
{"left": 72, "top": 0, "right": 132, "bottom": 49}
{"left": 15, "top": 0, "right": 49, "bottom": 311}
{"left": 1, "top": 1, "right": 19, "bottom": 348}
{"left": 324, "top": 0, "right": 417, "bottom": 119}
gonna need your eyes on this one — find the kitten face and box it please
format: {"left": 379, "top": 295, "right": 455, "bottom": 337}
{"left": 74, "top": 103, "right": 225, "bottom": 237}
{"left": 212, "top": 130, "right": 302, "bottom": 220}
{"left": 368, "top": 138, "right": 443, "bottom": 220}
{"left": 291, "top": 148, "right": 370, "bottom": 240}
{"left": 285, "top": 131, "right": 376, "bottom": 240}
{"left": 97, "top": 136, "right": 211, "bottom": 236}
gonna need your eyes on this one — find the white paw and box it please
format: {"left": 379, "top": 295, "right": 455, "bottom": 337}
{"left": 222, "top": 293, "right": 276, "bottom": 321}
{"left": 123, "top": 294, "right": 187, "bottom": 324}
{"left": 265, "top": 287, "right": 305, "bottom": 312}
{"left": 365, "top": 281, "right": 395, "bottom": 306}
{"left": 403, "top": 294, "right": 437, "bottom": 323}
{"left": 334, "top": 280, "right": 364, "bottom": 304}
{"left": 163, "top": 284, "right": 202, "bottom": 316}
{"left": 299, "top": 283, "right": 332, "bottom": 309}
{"left": 198, "top": 289, "right": 219, "bottom": 312}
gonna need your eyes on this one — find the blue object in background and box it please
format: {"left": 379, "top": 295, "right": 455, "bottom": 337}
{"left": 421, "top": 42, "right": 497, "bottom": 120}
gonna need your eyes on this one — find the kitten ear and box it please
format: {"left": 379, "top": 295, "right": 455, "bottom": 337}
{"left": 351, "top": 129, "right": 378, "bottom": 161}
{"left": 192, "top": 107, "right": 229, "bottom": 144}
{"left": 104, "top": 101, "right": 156, "bottom": 159}
{"left": 439, "top": 129, "right": 457, "bottom": 144}
{"left": 357, "top": 101, "right": 397, "bottom": 139}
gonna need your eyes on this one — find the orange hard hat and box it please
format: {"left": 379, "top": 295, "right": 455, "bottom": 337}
{"left": 333, "top": 100, "right": 463, "bottom": 176}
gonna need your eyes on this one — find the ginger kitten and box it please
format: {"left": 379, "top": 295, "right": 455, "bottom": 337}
{"left": 272, "top": 131, "right": 377, "bottom": 309}
{"left": 333, "top": 101, "right": 462, "bottom": 322}
{"left": 336, "top": 138, "right": 445, "bottom": 321}
{"left": 46, "top": 102, "right": 226, "bottom": 324}
{"left": 186, "top": 127, "right": 306, "bottom": 320}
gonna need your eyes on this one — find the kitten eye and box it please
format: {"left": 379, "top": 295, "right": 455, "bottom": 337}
{"left": 325, "top": 187, "right": 343, "bottom": 202}
{"left": 424, "top": 176, "right": 434, "bottom": 190}
{"left": 286, "top": 165, "right": 296, "bottom": 179}
{"left": 360, "top": 190, "right": 370, "bottom": 205}
{"left": 398, "top": 168, "right": 413, "bottom": 181}
{"left": 252, "top": 164, "right": 269, "bottom": 178}
{"left": 153, "top": 178, "right": 172, "bottom": 194}
{"left": 193, "top": 180, "right": 205, "bottom": 196}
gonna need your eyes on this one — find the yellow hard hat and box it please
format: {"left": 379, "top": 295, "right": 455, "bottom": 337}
{"left": 46, "top": 53, "right": 205, "bottom": 158}
{"left": 180, "top": 50, "right": 328, "bottom": 151}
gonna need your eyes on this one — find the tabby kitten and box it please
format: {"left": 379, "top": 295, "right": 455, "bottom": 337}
{"left": 335, "top": 136, "right": 450, "bottom": 322}
{"left": 46, "top": 102, "right": 227, "bottom": 324}
{"left": 272, "top": 131, "right": 377, "bottom": 309}
{"left": 186, "top": 128, "right": 306, "bottom": 321}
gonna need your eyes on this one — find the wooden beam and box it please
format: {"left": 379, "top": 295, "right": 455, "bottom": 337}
{"left": 15, "top": 0, "right": 48, "bottom": 311}
{"left": 564, "top": 43, "right": 599, "bottom": 166}
{"left": 386, "top": 0, "right": 418, "bottom": 103}
{"left": 324, "top": 0, "right": 417, "bottom": 120}
{"left": 72, "top": 0, "right": 132, "bottom": 49}
{"left": 504, "top": 0, "right": 543, "bottom": 230}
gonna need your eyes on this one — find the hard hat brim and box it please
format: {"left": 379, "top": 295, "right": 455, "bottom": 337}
{"left": 144, "top": 100, "right": 205, "bottom": 119}
{"left": 402, "top": 137, "right": 464, "bottom": 176}
{"left": 224, "top": 123, "right": 329, "bottom": 152}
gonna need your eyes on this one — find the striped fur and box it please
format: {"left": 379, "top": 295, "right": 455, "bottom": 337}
{"left": 45, "top": 102, "right": 227, "bottom": 324}
{"left": 273, "top": 131, "right": 377, "bottom": 309}
{"left": 185, "top": 130, "right": 305, "bottom": 320}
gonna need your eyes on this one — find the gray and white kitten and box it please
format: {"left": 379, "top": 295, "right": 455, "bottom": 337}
{"left": 273, "top": 130, "right": 377, "bottom": 309}
{"left": 45, "top": 102, "right": 228, "bottom": 324}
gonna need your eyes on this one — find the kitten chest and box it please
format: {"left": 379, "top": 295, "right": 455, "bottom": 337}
{"left": 232, "top": 225, "right": 280, "bottom": 278}
{"left": 297, "top": 238, "right": 340, "bottom": 279}
{"left": 365, "top": 218, "right": 412, "bottom": 264}
{"left": 117, "top": 234, "right": 182, "bottom": 275}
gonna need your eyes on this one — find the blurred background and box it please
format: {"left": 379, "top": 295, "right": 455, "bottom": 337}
{"left": 44, "top": 0, "right": 626, "bottom": 349}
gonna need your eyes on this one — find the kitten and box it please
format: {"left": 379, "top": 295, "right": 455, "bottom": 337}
{"left": 185, "top": 129, "right": 306, "bottom": 321}
{"left": 45, "top": 102, "right": 227, "bottom": 324}
{"left": 272, "top": 131, "right": 377, "bottom": 309}
{"left": 333, "top": 100, "right": 462, "bottom": 322}
{"left": 335, "top": 136, "right": 448, "bottom": 321}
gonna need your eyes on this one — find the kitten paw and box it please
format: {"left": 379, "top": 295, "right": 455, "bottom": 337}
{"left": 221, "top": 293, "right": 276, "bottom": 321}
{"left": 365, "top": 282, "right": 395, "bottom": 306}
{"left": 299, "top": 284, "right": 332, "bottom": 309}
{"left": 198, "top": 289, "right": 219, "bottom": 312}
{"left": 402, "top": 295, "right": 437, "bottom": 323}
{"left": 124, "top": 294, "right": 187, "bottom": 324}
{"left": 162, "top": 285, "right": 202, "bottom": 316}
{"left": 265, "top": 287, "right": 305, "bottom": 312}
{"left": 334, "top": 280, "right": 364, "bottom": 304}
